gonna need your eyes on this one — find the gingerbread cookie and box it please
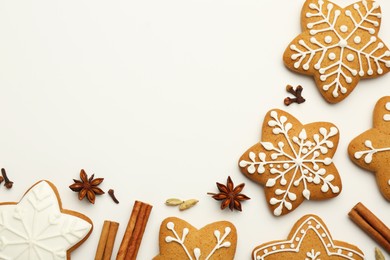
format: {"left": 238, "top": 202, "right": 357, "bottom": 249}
{"left": 0, "top": 180, "right": 93, "bottom": 259}
{"left": 239, "top": 109, "right": 341, "bottom": 216}
{"left": 283, "top": 0, "right": 390, "bottom": 103}
{"left": 252, "top": 214, "right": 365, "bottom": 259}
{"left": 153, "top": 217, "right": 237, "bottom": 260}
{"left": 348, "top": 96, "right": 390, "bottom": 201}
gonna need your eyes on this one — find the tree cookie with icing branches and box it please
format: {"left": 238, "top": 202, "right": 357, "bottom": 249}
{"left": 239, "top": 109, "right": 341, "bottom": 216}
{"left": 284, "top": 0, "right": 390, "bottom": 103}
{"left": 0, "top": 180, "right": 93, "bottom": 260}
{"left": 153, "top": 217, "right": 237, "bottom": 260}
{"left": 252, "top": 214, "right": 365, "bottom": 259}
{"left": 348, "top": 96, "right": 390, "bottom": 201}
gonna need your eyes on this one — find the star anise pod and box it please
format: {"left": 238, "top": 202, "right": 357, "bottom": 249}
{"left": 69, "top": 169, "right": 104, "bottom": 204}
{"left": 207, "top": 176, "right": 250, "bottom": 211}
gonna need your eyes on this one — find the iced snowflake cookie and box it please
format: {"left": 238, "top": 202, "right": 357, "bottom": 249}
{"left": 252, "top": 214, "right": 364, "bottom": 259}
{"left": 283, "top": 0, "right": 390, "bottom": 103}
{"left": 239, "top": 109, "right": 341, "bottom": 216}
{"left": 153, "top": 217, "right": 237, "bottom": 260}
{"left": 348, "top": 96, "right": 390, "bottom": 201}
{"left": 0, "top": 180, "right": 93, "bottom": 259}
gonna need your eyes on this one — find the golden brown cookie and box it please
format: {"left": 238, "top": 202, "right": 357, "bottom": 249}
{"left": 348, "top": 96, "right": 390, "bottom": 201}
{"left": 239, "top": 109, "right": 341, "bottom": 216}
{"left": 0, "top": 180, "right": 93, "bottom": 259}
{"left": 284, "top": 0, "right": 390, "bottom": 103}
{"left": 153, "top": 217, "right": 237, "bottom": 260}
{"left": 252, "top": 214, "right": 364, "bottom": 259}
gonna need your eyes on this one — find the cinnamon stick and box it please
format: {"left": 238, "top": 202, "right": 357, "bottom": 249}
{"left": 117, "top": 200, "right": 153, "bottom": 260}
{"left": 95, "top": 221, "right": 111, "bottom": 260}
{"left": 348, "top": 202, "right": 390, "bottom": 253}
{"left": 125, "top": 203, "right": 152, "bottom": 260}
{"left": 103, "top": 221, "right": 119, "bottom": 260}
{"left": 95, "top": 220, "right": 120, "bottom": 260}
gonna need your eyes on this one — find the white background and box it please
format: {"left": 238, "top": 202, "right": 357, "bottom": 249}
{"left": 0, "top": 0, "right": 389, "bottom": 259}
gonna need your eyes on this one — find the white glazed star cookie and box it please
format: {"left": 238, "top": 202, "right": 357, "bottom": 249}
{"left": 284, "top": 0, "right": 390, "bottom": 103}
{"left": 0, "top": 180, "right": 93, "bottom": 259}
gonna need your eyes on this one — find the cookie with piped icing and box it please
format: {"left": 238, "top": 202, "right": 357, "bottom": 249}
{"left": 283, "top": 0, "right": 390, "bottom": 103}
{"left": 153, "top": 217, "right": 237, "bottom": 260}
{"left": 239, "top": 109, "right": 341, "bottom": 216}
{"left": 0, "top": 180, "right": 93, "bottom": 259}
{"left": 348, "top": 96, "right": 390, "bottom": 201}
{"left": 252, "top": 214, "right": 364, "bottom": 259}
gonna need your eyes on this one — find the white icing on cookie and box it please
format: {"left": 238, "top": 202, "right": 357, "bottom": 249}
{"left": 289, "top": 0, "right": 390, "bottom": 99}
{"left": 253, "top": 216, "right": 364, "bottom": 260}
{"left": 165, "top": 221, "right": 231, "bottom": 260}
{"left": 354, "top": 140, "right": 390, "bottom": 163}
{"left": 239, "top": 111, "right": 340, "bottom": 216}
{"left": 0, "top": 181, "right": 92, "bottom": 260}
{"left": 383, "top": 102, "right": 390, "bottom": 121}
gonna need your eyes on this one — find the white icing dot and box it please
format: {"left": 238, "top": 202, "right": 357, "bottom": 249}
{"left": 322, "top": 233, "right": 326, "bottom": 237}
{"left": 290, "top": 244, "right": 295, "bottom": 248}
{"left": 354, "top": 36, "right": 361, "bottom": 44}
{"left": 328, "top": 53, "right": 336, "bottom": 60}
{"left": 378, "top": 43, "right": 384, "bottom": 48}
{"left": 272, "top": 246, "right": 276, "bottom": 250}
{"left": 338, "top": 39, "right": 347, "bottom": 48}
{"left": 327, "top": 243, "right": 331, "bottom": 247}
{"left": 264, "top": 249, "right": 268, "bottom": 253}
{"left": 354, "top": 3, "right": 359, "bottom": 9}
{"left": 281, "top": 245, "right": 285, "bottom": 249}
{"left": 295, "top": 237, "right": 300, "bottom": 241}
{"left": 348, "top": 252, "right": 353, "bottom": 256}
{"left": 316, "top": 224, "right": 320, "bottom": 229}
{"left": 325, "top": 36, "right": 332, "bottom": 44}
{"left": 347, "top": 54, "right": 354, "bottom": 62}
{"left": 300, "top": 229, "right": 305, "bottom": 234}
{"left": 308, "top": 221, "right": 312, "bottom": 225}
{"left": 270, "top": 164, "right": 274, "bottom": 168}
{"left": 386, "top": 61, "right": 390, "bottom": 68}
{"left": 338, "top": 249, "right": 342, "bottom": 254}
{"left": 340, "top": 25, "right": 348, "bottom": 32}
{"left": 283, "top": 163, "right": 289, "bottom": 169}
{"left": 167, "top": 222, "right": 174, "bottom": 229}
{"left": 386, "top": 51, "right": 390, "bottom": 57}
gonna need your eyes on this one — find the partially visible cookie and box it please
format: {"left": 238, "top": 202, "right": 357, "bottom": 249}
{"left": 153, "top": 217, "right": 237, "bottom": 260}
{"left": 0, "top": 180, "right": 93, "bottom": 259}
{"left": 252, "top": 214, "right": 365, "bottom": 259}
{"left": 283, "top": 0, "right": 390, "bottom": 103}
{"left": 348, "top": 96, "right": 390, "bottom": 201}
{"left": 239, "top": 109, "right": 341, "bottom": 216}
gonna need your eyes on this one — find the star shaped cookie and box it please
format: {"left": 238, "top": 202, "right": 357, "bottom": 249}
{"left": 153, "top": 217, "right": 237, "bottom": 260}
{"left": 284, "top": 0, "right": 390, "bottom": 103}
{"left": 252, "top": 214, "right": 364, "bottom": 260}
{"left": 239, "top": 109, "right": 341, "bottom": 216}
{"left": 0, "top": 181, "right": 93, "bottom": 259}
{"left": 348, "top": 96, "right": 390, "bottom": 201}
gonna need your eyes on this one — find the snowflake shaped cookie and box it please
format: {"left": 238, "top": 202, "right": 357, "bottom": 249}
{"left": 252, "top": 214, "right": 364, "bottom": 259}
{"left": 284, "top": 0, "right": 390, "bottom": 103}
{"left": 0, "top": 181, "right": 93, "bottom": 259}
{"left": 348, "top": 96, "right": 390, "bottom": 201}
{"left": 239, "top": 109, "right": 341, "bottom": 216}
{"left": 153, "top": 217, "right": 237, "bottom": 260}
